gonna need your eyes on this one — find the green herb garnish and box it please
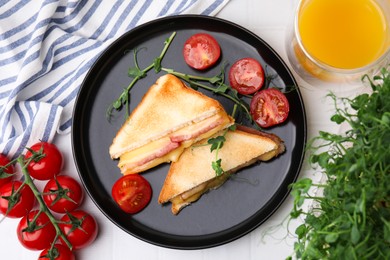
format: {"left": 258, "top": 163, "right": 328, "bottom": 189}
{"left": 287, "top": 67, "right": 390, "bottom": 260}
{"left": 106, "top": 32, "right": 177, "bottom": 120}
{"left": 207, "top": 105, "right": 237, "bottom": 176}
{"left": 208, "top": 124, "right": 237, "bottom": 176}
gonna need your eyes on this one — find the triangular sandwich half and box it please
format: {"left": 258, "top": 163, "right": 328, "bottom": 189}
{"left": 109, "top": 74, "right": 234, "bottom": 174}
{"left": 158, "top": 125, "right": 285, "bottom": 215}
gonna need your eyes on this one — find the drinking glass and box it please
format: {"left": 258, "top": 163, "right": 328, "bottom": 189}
{"left": 286, "top": 0, "right": 390, "bottom": 87}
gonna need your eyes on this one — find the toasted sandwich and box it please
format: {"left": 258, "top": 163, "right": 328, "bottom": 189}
{"left": 109, "top": 74, "right": 234, "bottom": 174}
{"left": 158, "top": 125, "right": 285, "bottom": 215}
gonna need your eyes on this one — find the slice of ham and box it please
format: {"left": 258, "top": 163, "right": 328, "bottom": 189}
{"left": 170, "top": 116, "right": 224, "bottom": 143}
{"left": 118, "top": 136, "right": 182, "bottom": 174}
{"left": 131, "top": 141, "right": 180, "bottom": 168}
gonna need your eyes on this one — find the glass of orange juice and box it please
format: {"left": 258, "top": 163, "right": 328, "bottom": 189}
{"left": 286, "top": 0, "right": 390, "bottom": 86}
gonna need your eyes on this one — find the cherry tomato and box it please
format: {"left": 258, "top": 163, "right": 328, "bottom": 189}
{"left": 112, "top": 174, "right": 152, "bottom": 214}
{"left": 43, "top": 175, "right": 84, "bottom": 213}
{"left": 183, "top": 33, "right": 221, "bottom": 70}
{"left": 25, "top": 142, "right": 63, "bottom": 180}
{"left": 0, "top": 181, "right": 35, "bottom": 218}
{"left": 17, "top": 210, "right": 56, "bottom": 251}
{"left": 39, "top": 244, "right": 75, "bottom": 260}
{"left": 229, "top": 57, "right": 265, "bottom": 95}
{"left": 59, "top": 210, "right": 98, "bottom": 250}
{"left": 0, "top": 154, "right": 15, "bottom": 187}
{"left": 250, "top": 88, "right": 290, "bottom": 128}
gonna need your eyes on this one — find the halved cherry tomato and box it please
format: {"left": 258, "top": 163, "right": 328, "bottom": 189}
{"left": 24, "top": 142, "right": 63, "bottom": 181}
{"left": 112, "top": 174, "right": 152, "bottom": 214}
{"left": 17, "top": 210, "right": 56, "bottom": 251}
{"left": 59, "top": 210, "right": 98, "bottom": 250}
{"left": 39, "top": 244, "right": 75, "bottom": 260}
{"left": 250, "top": 88, "right": 290, "bottom": 128}
{"left": 0, "top": 154, "right": 15, "bottom": 187}
{"left": 43, "top": 175, "right": 84, "bottom": 213}
{"left": 229, "top": 57, "right": 265, "bottom": 95}
{"left": 183, "top": 33, "right": 221, "bottom": 70}
{"left": 0, "top": 180, "right": 35, "bottom": 218}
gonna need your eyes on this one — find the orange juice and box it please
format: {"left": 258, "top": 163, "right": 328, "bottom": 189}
{"left": 298, "top": 0, "right": 388, "bottom": 69}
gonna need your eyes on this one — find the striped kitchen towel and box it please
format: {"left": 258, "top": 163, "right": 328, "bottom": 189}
{"left": 0, "top": 0, "right": 229, "bottom": 158}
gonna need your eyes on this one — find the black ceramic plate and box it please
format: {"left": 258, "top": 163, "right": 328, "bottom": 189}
{"left": 72, "top": 15, "right": 306, "bottom": 249}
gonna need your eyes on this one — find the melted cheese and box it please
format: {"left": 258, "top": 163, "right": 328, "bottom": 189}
{"left": 118, "top": 137, "right": 173, "bottom": 167}
{"left": 170, "top": 173, "right": 230, "bottom": 214}
{"left": 170, "top": 151, "right": 280, "bottom": 203}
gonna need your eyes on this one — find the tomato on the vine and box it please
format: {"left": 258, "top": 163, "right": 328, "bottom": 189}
{"left": 0, "top": 180, "right": 35, "bottom": 218}
{"left": 250, "top": 88, "right": 290, "bottom": 128}
{"left": 43, "top": 175, "right": 84, "bottom": 213}
{"left": 59, "top": 210, "right": 98, "bottom": 250}
{"left": 39, "top": 244, "right": 75, "bottom": 260}
{"left": 112, "top": 174, "right": 152, "bottom": 214}
{"left": 183, "top": 33, "right": 221, "bottom": 70}
{"left": 0, "top": 154, "right": 15, "bottom": 187}
{"left": 17, "top": 210, "right": 56, "bottom": 250}
{"left": 229, "top": 57, "right": 265, "bottom": 95}
{"left": 24, "top": 142, "right": 63, "bottom": 180}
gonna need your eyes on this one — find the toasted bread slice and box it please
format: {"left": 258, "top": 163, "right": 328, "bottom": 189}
{"left": 158, "top": 125, "right": 285, "bottom": 215}
{"left": 109, "top": 74, "right": 234, "bottom": 174}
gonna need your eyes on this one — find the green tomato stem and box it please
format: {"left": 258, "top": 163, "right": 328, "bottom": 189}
{"left": 17, "top": 157, "right": 73, "bottom": 250}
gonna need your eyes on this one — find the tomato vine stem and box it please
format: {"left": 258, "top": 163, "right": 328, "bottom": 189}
{"left": 17, "top": 157, "right": 73, "bottom": 250}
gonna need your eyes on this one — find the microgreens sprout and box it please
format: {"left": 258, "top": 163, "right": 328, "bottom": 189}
{"left": 286, "top": 67, "right": 390, "bottom": 260}
{"left": 106, "top": 31, "right": 177, "bottom": 120}
{"left": 208, "top": 123, "right": 237, "bottom": 176}
{"left": 207, "top": 104, "right": 238, "bottom": 176}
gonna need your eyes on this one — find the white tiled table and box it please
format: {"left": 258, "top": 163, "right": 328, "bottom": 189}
{"left": 0, "top": 0, "right": 368, "bottom": 259}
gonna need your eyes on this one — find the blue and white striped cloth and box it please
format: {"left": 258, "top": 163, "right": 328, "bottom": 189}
{"left": 0, "top": 0, "right": 229, "bottom": 158}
